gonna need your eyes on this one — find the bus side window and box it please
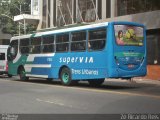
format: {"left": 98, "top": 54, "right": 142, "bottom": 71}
{"left": 88, "top": 28, "right": 106, "bottom": 51}
{"left": 20, "top": 38, "right": 30, "bottom": 54}
{"left": 30, "top": 37, "right": 42, "bottom": 54}
{"left": 56, "top": 33, "right": 69, "bottom": 52}
{"left": 42, "top": 35, "right": 54, "bottom": 53}
{"left": 71, "top": 31, "right": 86, "bottom": 51}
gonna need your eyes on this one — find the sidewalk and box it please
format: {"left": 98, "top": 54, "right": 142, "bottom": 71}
{"left": 105, "top": 78, "right": 160, "bottom": 85}
{"left": 133, "top": 77, "right": 160, "bottom": 85}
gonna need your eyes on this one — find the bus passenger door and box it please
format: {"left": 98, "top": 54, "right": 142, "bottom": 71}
{"left": 7, "top": 40, "right": 19, "bottom": 75}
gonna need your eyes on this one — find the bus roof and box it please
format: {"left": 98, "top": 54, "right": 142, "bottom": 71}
{"left": 10, "top": 21, "right": 144, "bottom": 40}
{"left": 11, "top": 22, "right": 109, "bottom": 40}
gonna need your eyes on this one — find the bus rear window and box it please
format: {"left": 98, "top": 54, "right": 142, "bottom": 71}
{"left": 114, "top": 25, "right": 144, "bottom": 46}
{"left": 0, "top": 53, "right": 5, "bottom": 60}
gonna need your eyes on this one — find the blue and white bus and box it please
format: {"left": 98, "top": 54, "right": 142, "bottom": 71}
{"left": 7, "top": 21, "right": 147, "bottom": 86}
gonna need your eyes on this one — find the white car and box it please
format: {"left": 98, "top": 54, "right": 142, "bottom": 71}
{"left": 0, "top": 45, "right": 12, "bottom": 77}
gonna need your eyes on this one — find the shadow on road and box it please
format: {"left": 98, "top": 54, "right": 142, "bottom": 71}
{"left": 1, "top": 75, "right": 160, "bottom": 98}
{"left": 11, "top": 78, "right": 142, "bottom": 90}
{"left": 0, "top": 75, "right": 157, "bottom": 92}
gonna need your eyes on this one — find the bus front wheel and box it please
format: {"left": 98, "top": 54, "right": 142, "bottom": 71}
{"left": 8, "top": 74, "right": 12, "bottom": 78}
{"left": 19, "top": 67, "right": 29, "bottom": 81}
{"left": 88, "top": 78, "right": 105, "bottom": 87}
{"left": 60, "top": 67, "right": 74, "bottom": 86}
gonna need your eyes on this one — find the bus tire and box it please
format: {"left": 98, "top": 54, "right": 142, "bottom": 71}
{"left": 60, "top": 67, "right": 73, "bottom": 86}
{"left": 88, "top": 78, "right": 105, "bottom": 87}
{"left": 8, "top": 74, "right": 12, "bottom": 78}
{"left": 19, "top": 67, "right": 29, "bottom": 81}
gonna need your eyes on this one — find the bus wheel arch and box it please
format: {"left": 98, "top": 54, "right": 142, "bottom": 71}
{"left": 17, "top": 65, "right": 23, "bottom": 74}
{"left": 59, "top": 66, "right": 74, "bottom": 86}
{"left": 18, "top": 65, "right": 29, "bottom": 81}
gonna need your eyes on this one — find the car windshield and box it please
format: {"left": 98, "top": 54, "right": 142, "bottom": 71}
{"left": 114, "top": 25, "right": 144, "bottom": 46}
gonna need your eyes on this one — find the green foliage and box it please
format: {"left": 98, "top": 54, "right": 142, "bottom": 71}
{"left": 0, "top": 0, "right": 35, "bottom": 35}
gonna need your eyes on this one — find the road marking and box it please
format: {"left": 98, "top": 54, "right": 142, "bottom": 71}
{"left": 36, "top": 98, "right": 63, "bottom": 105}
{"left": 1, "top": 79, "right": 160, "bottom": 100}
{"left": 57, "top": 86, "right": 160, "bottom": 100}
{"left": 36, "top": 98, "right": 73, "bottom": 108}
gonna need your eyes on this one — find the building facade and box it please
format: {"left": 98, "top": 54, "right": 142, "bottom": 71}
{"left": 29, "top": 0, "right": 160, "bottom": 80}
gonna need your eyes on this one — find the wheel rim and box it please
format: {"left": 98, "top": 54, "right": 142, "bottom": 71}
{"left": 62, "top": 73, "right": 69, "bottom": 83}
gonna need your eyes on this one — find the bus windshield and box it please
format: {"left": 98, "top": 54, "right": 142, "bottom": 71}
{"left": 114, "top": 25, "right": 144, "bottom": 46}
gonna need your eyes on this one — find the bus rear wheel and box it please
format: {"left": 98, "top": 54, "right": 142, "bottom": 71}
{"left": 60, "top": 67, "right": 74, "bottom": 86}
{"left": 47, "top": 78, "right": 53, "bottom": 82}
{"left": 19, "top": 67, "right": 29, "bottom": 81}
{"left": 88, "top": 78, "right": 105, "bottom": 87}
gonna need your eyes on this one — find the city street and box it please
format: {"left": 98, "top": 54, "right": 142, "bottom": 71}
{"left": 0, "top": 1, "right": 160, "bottom": 120}
{"left": 0, "top": 75, "right": 159, "bottom": 114}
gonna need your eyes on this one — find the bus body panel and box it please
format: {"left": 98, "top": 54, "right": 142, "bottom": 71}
{"left": 8, "top": 54, "right": 28, "bottom": 75}
{"left": 22, "top": 51, "right": 108, "bottom": 80}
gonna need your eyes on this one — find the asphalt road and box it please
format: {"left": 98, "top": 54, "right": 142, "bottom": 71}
{"left": 0, "top": 75, "right": 160, "bottom": 114}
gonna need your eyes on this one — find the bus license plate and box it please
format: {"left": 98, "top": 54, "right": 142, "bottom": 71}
{"left": 128, "top": 64, "right": 134, "bottom": 68}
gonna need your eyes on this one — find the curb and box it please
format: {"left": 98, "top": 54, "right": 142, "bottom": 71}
{"left": 133, "top": 78, "right": 160, "bottom": 85}
{"left": 105, "top": 78, "right": 160, "bottom": 85}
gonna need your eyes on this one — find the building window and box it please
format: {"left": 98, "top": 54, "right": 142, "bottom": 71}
{"left": 106, "top": 0, "right": 111, "bottom": 18}
{"left": 77, "top": 0, "right": 97, "bottom": 22}
{"left": 147, "top": 29, "right": 160, "bottom": 65}
{"left": 53, "top": 0, "right": 57, "bottom": 26}
{"left": 48, "top": 0, "right": 51, "bottom": 27}
{"left": 57, "top": 0, "right": 73, "bottom": 26}
{"left": 42, "top": 0, "right": 47, "bottom": 28}
{"left": 117, "top": 0, "right": 160, "bottom": 16}
{"left": 98, "top": 0, "right": 102, "bottom": 19}
{"left": 31, "top": 0, "right": 39, "bottom": 15}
